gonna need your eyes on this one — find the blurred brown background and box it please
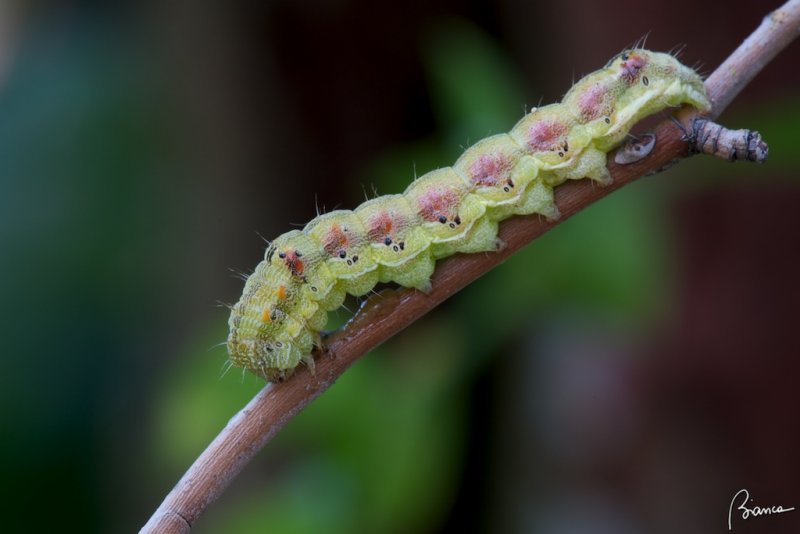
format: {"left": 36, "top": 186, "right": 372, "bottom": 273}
{"left": 0, "top": 1, "right": 798, "bottom": 532}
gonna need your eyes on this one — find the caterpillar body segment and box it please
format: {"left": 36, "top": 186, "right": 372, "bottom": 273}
{"left": 561, "top": 69, "right": 628, "bottom": 140}
{"left": 404, "top": 168, "right": 501, "bottom": 258}
{"left": 304, "top": 210, "right": 381, "bottom": 297}
{"left": 452, "top": 134, "right": 555, "bottom": 222}
{"left": 353, "top": 194, "right": 436, "bottom": 290}
{"left": 508, "top": 104, "right": 612, "bottom": 188}
{"left": 227, "top": 48, "right": 712, "bottom": 382}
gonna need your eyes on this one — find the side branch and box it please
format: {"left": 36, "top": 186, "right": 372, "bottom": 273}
{"left": 141, "top": 1, "right": 800, "bottom": 532}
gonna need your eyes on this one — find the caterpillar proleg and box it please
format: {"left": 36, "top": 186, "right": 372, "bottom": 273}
{"left": 227, "top": 48, "right": 712, "bottom": 382}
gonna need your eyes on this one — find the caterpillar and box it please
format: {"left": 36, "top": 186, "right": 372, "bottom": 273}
{"left": 227, "top": 49, "right": 711, "bottom": 382}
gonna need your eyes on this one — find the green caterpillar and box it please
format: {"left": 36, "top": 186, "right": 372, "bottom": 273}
{"left": 227, "top": 49, "right": 711, "bottom": 382}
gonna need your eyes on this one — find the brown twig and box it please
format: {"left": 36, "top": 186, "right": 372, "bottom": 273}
{"left": 140, "top": 1, "right": 800, "bottom": 532}
{"left": 689, "top": 118, "right": 769, "bottom": 162}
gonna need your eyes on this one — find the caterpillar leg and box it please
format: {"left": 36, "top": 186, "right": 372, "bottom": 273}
{"left": 660, "top": 78, "right": 710, "bottom": 114}
{"left": 564, "top": 145, "right": 612, "bottom": 186}
{"left": 337, "top": 271, "right": 381, "bottom": 298}
{"left": 432, "top": 216, "right": 499, "bottom": 258}
{"left": 515, "top": 180, "right": 560, "bottom": 220}
{"left": 414, "top": 279, "right": 434, "bottom": 294}
{"left": 261, "top": 329, "right": 316, "bottom": 381}
{"left": 301, "top": 354, "right": 316, "bottom": 376}
{"left": 305, "top": 307, "right": 329, "bottom": 333}
{"left": 454, "top": 133, "right": 534, "bottom": 219}
{"left": 380, "top": 253, "right": 436, "bottom": 292}
{"left": 263, "top": 368, "right": 292, "bottom": 383}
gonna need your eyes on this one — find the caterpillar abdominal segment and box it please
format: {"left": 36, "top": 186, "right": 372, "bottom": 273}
{"left": 227, "top": 48, "right": 711, "bottom": 382}
{"left": 354, "top": 194, "right": 437, "bottom": 289}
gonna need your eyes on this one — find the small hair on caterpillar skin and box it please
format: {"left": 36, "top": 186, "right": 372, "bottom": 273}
{"left": 227, "top": 48, "right": 713, "bottom": 383}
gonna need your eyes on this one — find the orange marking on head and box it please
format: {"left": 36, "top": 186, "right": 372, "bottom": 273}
{"left": 277, "top": 285, "right": 287, "bottom": 300}
{"left": 262, "top": 306, "right": 272, "bottom": 323}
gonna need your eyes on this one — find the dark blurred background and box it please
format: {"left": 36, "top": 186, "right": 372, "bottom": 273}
{"left": 1, "top": 1, "right": 798, "bottom": 532}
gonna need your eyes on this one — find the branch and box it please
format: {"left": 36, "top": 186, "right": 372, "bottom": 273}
{"left": 141, "top": 1, "right": 800, "bottom": 532}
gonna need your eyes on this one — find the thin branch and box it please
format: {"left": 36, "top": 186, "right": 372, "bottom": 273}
{"left": 141, "top": 1, "right": 800, "bottom": 532}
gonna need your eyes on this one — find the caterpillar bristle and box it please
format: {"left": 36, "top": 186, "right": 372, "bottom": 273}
{"left": 219, "top": 359, "right": 235, "bottom": 380}
{"left": 668, "top": 42, "right": 687, "bottom": 59}
{"left": 632, "top": 31, "right": 651, "bottom": 52}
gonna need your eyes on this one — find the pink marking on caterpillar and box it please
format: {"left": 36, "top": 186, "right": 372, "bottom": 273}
{"left": 526, "top": 119, "right": 569, "bottom": 152}
{"left": 577, "top": 84, "right": 614, "bottom": 121}
{"left": 468, "top": 152, "right": 515, "bottom": 188}
{"left": 365, "top": 208, "right": 412, "bottom": 250}
{"left": 415, "top": 185, "right": 462, "bottom": 225}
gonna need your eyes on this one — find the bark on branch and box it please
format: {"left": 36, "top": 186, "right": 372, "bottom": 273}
{"left": 141, "top": 1, "right": 800, "bottom": 531}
